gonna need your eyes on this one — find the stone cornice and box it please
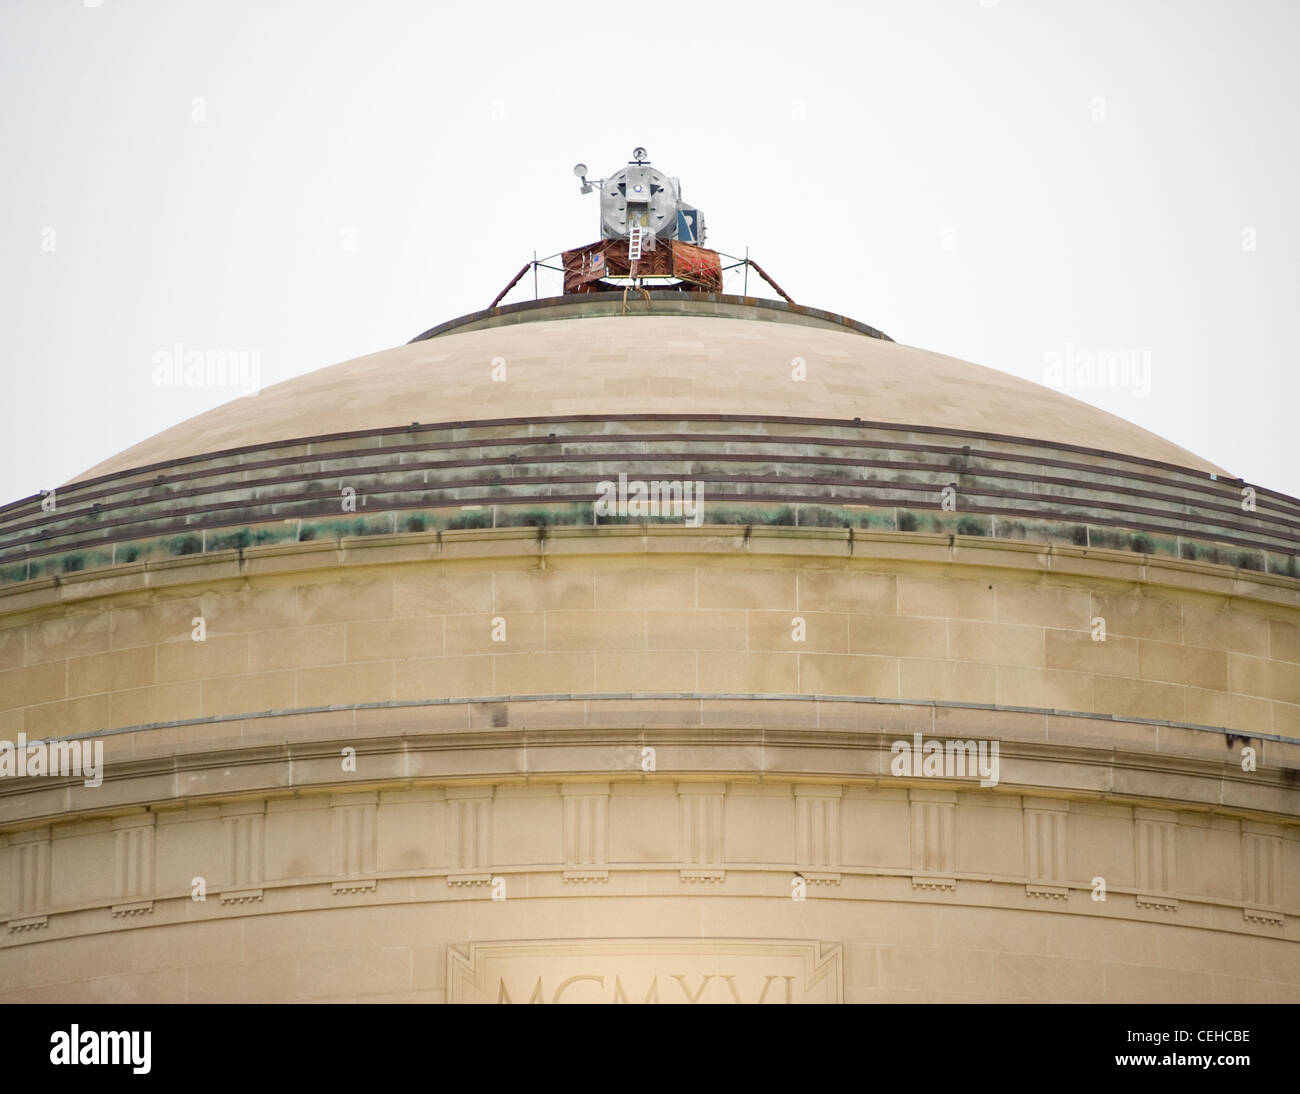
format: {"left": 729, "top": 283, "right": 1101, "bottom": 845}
{"left": 0, "top": 694, "right": 1295, "bottom": 830}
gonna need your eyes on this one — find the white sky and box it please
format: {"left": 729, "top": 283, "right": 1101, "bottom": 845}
{"left": 2, "top": 0, "right": 1297, "bottom": 502}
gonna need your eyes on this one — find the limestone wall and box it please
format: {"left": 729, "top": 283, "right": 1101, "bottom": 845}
{"left": 2, "top": 528, "right": 1298, "bottom": 739}
{"left": 1, "top": 528, "right": 1297, "bottom": 1001}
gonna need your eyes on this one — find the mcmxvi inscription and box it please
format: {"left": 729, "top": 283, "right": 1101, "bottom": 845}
{"left": 447, "top": 938, "right": 843, "bottom": 1003}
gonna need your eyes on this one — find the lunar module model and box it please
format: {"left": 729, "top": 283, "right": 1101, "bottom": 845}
{"left": 564, "top": 148, "right": 722, "bottom": 294}
{"left": 485, "top": 148, "right": 794, "bottom": 307}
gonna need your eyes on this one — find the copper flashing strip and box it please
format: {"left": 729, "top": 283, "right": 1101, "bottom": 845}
{"left": 19, "top": 429, "right": 1288, "bottom": 522}
{"left": 13, "top": 458, "right": 1291, "bottom": 544}
{"left": 15, "top": 442, "right": 1298, "bottom": 533}
{"left": 7, "top": 462, "right": 1297, "bottom": 557}
{"left": 10, "top": 467, "right": 1296, "bottom": 546}
{"left": 6, "top": 420, "right": 1298, "bottom": 565}
{"left": 23, "top": 414, "right": 1286, "bottom": 507}
{"left": 3, "top": 490, "right": 1294, "bottom": 570}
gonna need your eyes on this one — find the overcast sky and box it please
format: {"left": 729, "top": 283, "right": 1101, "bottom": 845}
{"left": 2, "top": 0, "right": 1296, "bottom": 503}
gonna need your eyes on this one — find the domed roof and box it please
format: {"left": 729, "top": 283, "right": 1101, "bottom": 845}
{"left": 78, "top": 297, "right": 1228, "bottom": 481}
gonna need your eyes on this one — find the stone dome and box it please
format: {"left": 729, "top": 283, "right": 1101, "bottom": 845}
{"left": 78, "top": 296, "right": 1227, "bottom": 481}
